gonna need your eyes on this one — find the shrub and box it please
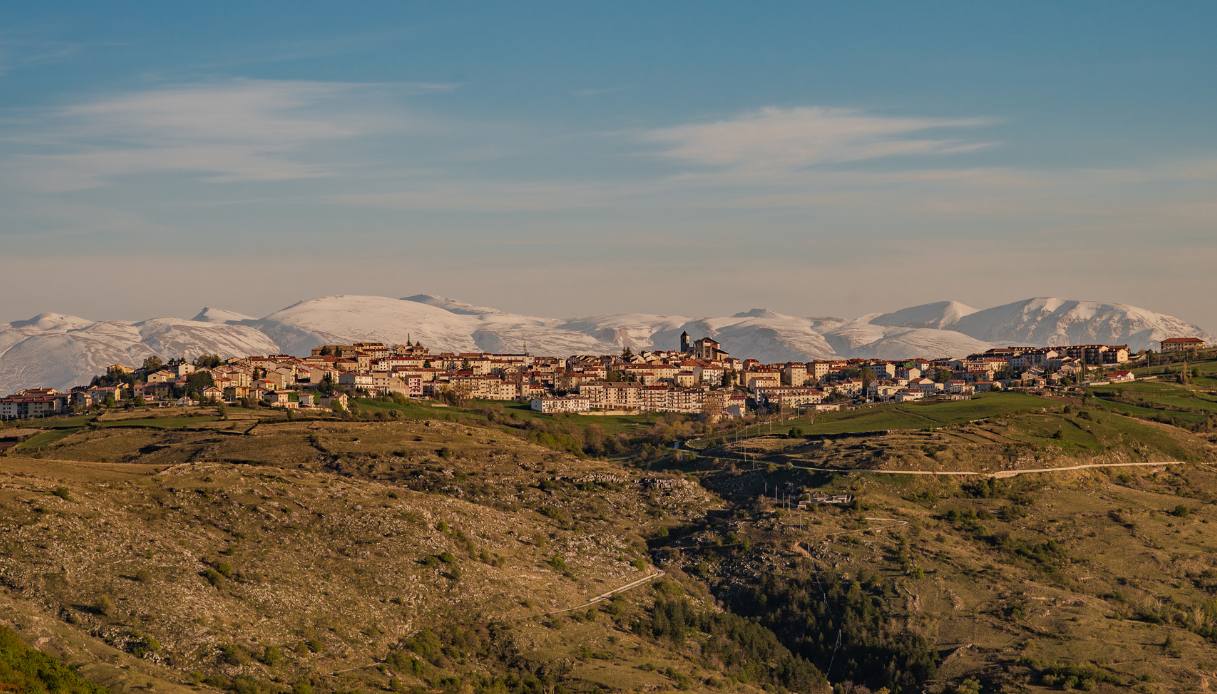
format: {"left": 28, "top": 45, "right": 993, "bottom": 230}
{"left": 547, "top": 555, "right": 570, "bottom": 575}
{"left": 219, "top": 644, "right": 246, "bottom": 665}
{"left": 128, "top": 632, "right": 161, "bottom": 657}
{"left": 258, "top": 645, "right": 283, "bottom": 666}
{"left": 95, "top": 595, "right": 117, "bottom": 618}
{"left": 202, "top": 568, "right": 224, "bottom": 587}
{"left": 51, "top": 486, "right": 71, "bottom": 501}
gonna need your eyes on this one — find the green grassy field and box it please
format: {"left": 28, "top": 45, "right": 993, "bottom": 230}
{"left": 1132, "top": 356, "right": 1217, "bottom": 388}
{"left": 12, "top": 428, "right": 81, "bottom": 452}
{"left": 95, "top": 415, "right": 224, "bottom": 429}
{"left": 700, "top": 393, "right": 1056, "bottom": 446}
{"left": 1003, "top": 408, "right": 1200, "bottom": 459}
{"left": 809, "top": 392, "right": 1056, "bottom": 434}
{"left": 355, "top": 397, "right": 671, "bottom": 436}
{"left": 1, "top": 415, "right": 94, "bottom": 430}
{"left": 1088, "top": 380, "right": 1217, "bottom": 430}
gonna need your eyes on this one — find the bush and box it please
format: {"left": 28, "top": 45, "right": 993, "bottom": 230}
{"left": 258, "top": 645, "right": 283, "bottom": 666}
{"left": 219, "top": 644, "right": 246, "bottom": 665}
{"left": 94, "top": 595, "right": 117, "bottom": 618}
{"left": 547, "top": 555, "right": 571, "bottom": 575}
{"left": 128, "top": 632, "right": 161, "bottom": 658}
{"left": 51, "top": 486, "right": 72, "bottom": 501}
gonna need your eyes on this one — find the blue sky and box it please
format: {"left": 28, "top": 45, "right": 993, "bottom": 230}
{"left": 2, "top": 2, "right": 1215, "bottom": 328}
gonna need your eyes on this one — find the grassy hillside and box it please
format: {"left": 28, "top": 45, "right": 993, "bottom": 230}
{"left": 2, "top": 420, "right": 814, "bottom": 693}
{"left": 693, "top": 393, "right": 1055, "bottom": 447}
{"left": 0, "top": 626, "right": 107, "bottom": 693}
{"left": 3, "top": 390, "right": 1216, "bottom": 692}
{"left": 1089, "top": 379, "right": 1217, "bottom": 432}
{"left": 658, "top": 460, "right": 1217, "bottom": 693}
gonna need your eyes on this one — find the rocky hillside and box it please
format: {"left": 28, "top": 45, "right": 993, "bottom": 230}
{"left": 3, "top": 379, "right": 1217, "bottom": 692}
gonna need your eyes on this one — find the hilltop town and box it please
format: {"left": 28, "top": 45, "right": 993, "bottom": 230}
{"left": 2, "top": 329, "right": 1207, "bottom": 422}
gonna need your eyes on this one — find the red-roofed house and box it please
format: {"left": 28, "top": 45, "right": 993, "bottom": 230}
{"left": 1160, "top": 337, "right": 1207, "bottom": 353}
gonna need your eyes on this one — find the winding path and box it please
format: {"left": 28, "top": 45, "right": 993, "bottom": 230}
{"left": 545, "top": 570, "right": 666, "bottom": 615}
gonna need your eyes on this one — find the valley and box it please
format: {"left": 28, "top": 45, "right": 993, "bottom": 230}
{"left": 3, "top": 361, "right": 1217, "bottom": 693}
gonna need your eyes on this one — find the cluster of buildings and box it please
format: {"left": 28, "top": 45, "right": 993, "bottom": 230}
{"left": 0, "top": 332, "right": 1208, "bottom": 421}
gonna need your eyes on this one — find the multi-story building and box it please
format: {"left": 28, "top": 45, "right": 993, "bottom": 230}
{"left": 756, "top": 386, "right": 825, "bottom": 411}
{"left": 781, "top": 363, "right": 808, "bottom": 386}
{"left": 578, "top": 382, "right": 642, "bottom": 411}
{"left": 742, "top": 368, "right": 782, "bottom": 391}
{"left": 531, "top": 395, "right": 592, "bottom": 414}
{"left": 1160, "top": 337, "right": 1207, "bottom": 354}
{"left": 0, "top": 389, "right": 68, "bottom": 420}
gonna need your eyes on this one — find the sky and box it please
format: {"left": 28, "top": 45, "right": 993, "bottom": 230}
{"left": 1, "top": 2, "right": 1215, "bottom": 329}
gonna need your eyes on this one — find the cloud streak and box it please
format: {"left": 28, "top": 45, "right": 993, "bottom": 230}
{"left": 6, "top": 79, "right": 444, "bottom": 191}
{"left": 642, "top": 106, "right": 997, "bottom": 174}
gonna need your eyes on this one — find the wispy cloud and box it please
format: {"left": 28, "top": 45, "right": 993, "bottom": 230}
{"left": 0, "top": 36, "right": 87, "bottom": 77}
{"left": 6, "top": 79, "right": 450, "bottom": 191}
{"left": 570, "top": 86, "right": 628, "bottom": 97}
{"left": 642, "top": 106, "right": 997, "bottom": 175}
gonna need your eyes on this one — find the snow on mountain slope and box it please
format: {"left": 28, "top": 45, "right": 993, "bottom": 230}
{"left": 402, "top": 294, "right": 502, "bottom": 316}
{"left": 848, "top": 327, "right": 993, "bottom": 360}
{"left": 136, "top": 318, "right": 278, "bottom": 359}
{"left": 559, "top": 313, "right": 689, "bottom": 353}
{"left": 0, "top": 316, "right": 278, "bottom": 393}
{"left": 870, "top": 300, "right": 977, "bottom": 329}
{"left": 951, "top": 298, "right": 1210, "bottom": 351}
{"left": 470, "top": 313, "right": 617, "bottom": 355}
{"left": 191, "top": 307, "right": 255, "bottom": 323}
{"left": 250, "top": 295, "right": 480, "bottom": 355}
{"left": 814, "top": 316, "right": 991, "bottom": 359}
{"left": 686, "top": 309, "right": 838, "bottom": 362}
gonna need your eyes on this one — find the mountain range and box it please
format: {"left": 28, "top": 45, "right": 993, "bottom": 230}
{"left": 0, "top": 295, "right": 1210, "bottom": 393}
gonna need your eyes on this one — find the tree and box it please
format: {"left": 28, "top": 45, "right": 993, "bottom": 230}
{"left": 142, "top": 355, "right": 164, "bottom": 372}
{"left": 861, "top": 368, "right": 876, "bottom": 389}
{"left": 935, "top": 368, "right": 954, "bottom": 383}
{"left": 317, "top": 374, "right": 335, "bottom": 396}
{"left": 184, "top": 371, "right": 215, "bottom": 398}
{"left": 193, "top": 353, "right": 223, "bottom": 369}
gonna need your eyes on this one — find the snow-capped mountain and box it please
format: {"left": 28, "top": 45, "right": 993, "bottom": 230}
{"left": 191, "top": 307, "right": 255, "bottom": 324}
{"left": 870, "top": 300, "right": 978, "bottom": 330}
{"left": 949, "top": 298, "right": 1206, "bottom": 348}
{"left": 0, "top": 313, "right": 278, "bottom": 394}
{"left": 0, "top": 295, "right": 1209, "bottom": 394}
